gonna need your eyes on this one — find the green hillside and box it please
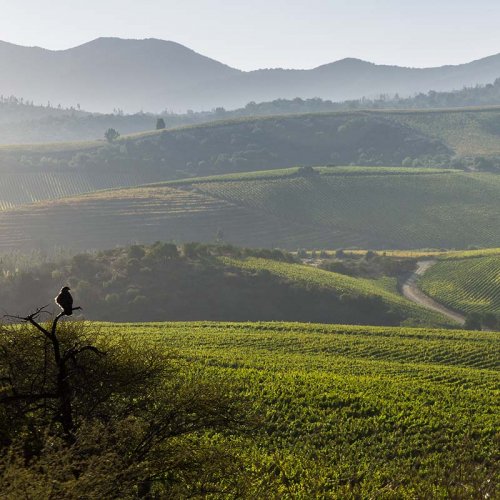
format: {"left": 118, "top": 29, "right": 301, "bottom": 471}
{"left": 419, "top": 253, "right": 500, "bottom": 318}
{"left": 98, "top": 321, "right": 499, "bottom": 497}
{"left": 3, "top": 105, "right": 500, "bottom": 161}
{"left": 3, "top": 108, "right": 500, "bottom": 211}
{"left": 0, "top": 166, "right": 499, "bottom": 251}
{"left": 387, "top": 108, "right": 500, "bottom": 157}
{"left": 0, "top": 243, "right": 449, "bottom": 327}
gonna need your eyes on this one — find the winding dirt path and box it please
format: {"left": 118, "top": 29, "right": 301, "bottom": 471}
{"left": 401, "top": 260, "right": 466, "bottom": 326}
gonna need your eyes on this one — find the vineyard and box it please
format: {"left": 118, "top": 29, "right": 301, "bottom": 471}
{"left": 192, "top": 168, "right": 500, "bottom": 249}
{"left": 388, "top": 108, "right": 500, "bottom": 156}
{"left": 0, "top": 185, "right": 327, "bottom": 252}
{"left": 419, "top": 254, "right": 500, "bottom": 315}
{"left": 0, "top": 167, "right": 499, "bottom": 252}
{"left": 98, "top": 321, "right": 499, "bottom": 497}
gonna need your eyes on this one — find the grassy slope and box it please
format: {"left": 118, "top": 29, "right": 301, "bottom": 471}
{"left": 0, "top": 166, "right": 499, "bottom": 251}
{"left": 419, "top": 253, "right": 500, "bottom": 315}
{"left": 100, "top": 321, "right": 499, "bottom": 497}
{"left": 188, "top": 168, "right": 500, "bottom": 249}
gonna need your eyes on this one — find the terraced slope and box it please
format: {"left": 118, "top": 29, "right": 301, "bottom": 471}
{"left": 101, "top": 321, "right": 500, "bottom": 497}
{"left": 0, "top": 185, "right": 325, "bottom": 252}
{"left": 419, "top": 254, "right": 500, "bottom": 315}
{"left": 0, "top": 167, "right": 499, "bottom": 251}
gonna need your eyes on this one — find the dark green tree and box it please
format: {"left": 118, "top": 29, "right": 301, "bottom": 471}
{"left": 104, "top": 128, "right": 120, "bottom": 142}
{"left": 156, "top": 118, "right": 166, "bottom": 130}
{"left": 464, "top": 312, "right": 482, "bottom": 330}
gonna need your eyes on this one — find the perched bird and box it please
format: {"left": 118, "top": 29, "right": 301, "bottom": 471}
{"left": 55, "top": 286, "right": 73, "bottom": 316}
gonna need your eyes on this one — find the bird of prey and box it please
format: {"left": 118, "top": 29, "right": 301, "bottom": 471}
{"left": 55, "top": 286, "right": 73, "bottom": 316}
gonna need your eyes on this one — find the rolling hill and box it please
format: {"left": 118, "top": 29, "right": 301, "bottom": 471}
{"left": 3, "top": 38, "right": 500, "bottom": 112}
{"left": 0, "top": 167, "right": 499, "bottom": 252}
{"left": 3, "top": 106, "right": 500, "bottom": 192}
{"left": 0, "top": 111, "right": 457, "bottom": 208}
{"left": 0, "top": 110, "right": 453, "bottom": 174}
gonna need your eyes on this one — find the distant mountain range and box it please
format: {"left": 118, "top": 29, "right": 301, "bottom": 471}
{"left": 2, "top": 37, "right": 500, "bottom": 113}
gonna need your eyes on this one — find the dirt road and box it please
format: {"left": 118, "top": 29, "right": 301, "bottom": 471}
{"left": 401, "top": 260, "right": 466, "bottom": 326}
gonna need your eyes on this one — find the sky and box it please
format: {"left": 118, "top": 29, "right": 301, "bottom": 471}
{"left": 1, "top": 0, "right": 500, "bottom": 71}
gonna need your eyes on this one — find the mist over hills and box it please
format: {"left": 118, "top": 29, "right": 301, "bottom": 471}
{"left": 2, "top": 37, "right": 500, "bottom": 113}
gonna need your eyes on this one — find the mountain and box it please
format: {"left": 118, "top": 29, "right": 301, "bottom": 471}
{"left": 2, "top": 38, "right": 500, "bottom": 112}
{"left": 0, "top": 38, "right": 239, "bottom": 113}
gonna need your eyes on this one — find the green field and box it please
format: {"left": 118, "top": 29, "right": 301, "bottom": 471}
{"left": 419, "top": 254, "right": 500, "bottom": 316}
{"left": 96, "top": 321, "right": 499, "bottom": 497}
{"left": 187, "top": 168, "right": 500, "bottom": 249}
{"left": 1, "top": 166, "right": 499, "bottom": 252}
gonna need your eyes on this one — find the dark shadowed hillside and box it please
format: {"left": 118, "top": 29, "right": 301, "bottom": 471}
{"left": 0, "top": 112, "right": 451, "bottom": 178}
{"left": 0, "top": 243, "right": 449, "bottom": 326}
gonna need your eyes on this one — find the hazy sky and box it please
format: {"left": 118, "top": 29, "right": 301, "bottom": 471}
{"left": 2, "top": 0, "right": 500, "bottom": 70}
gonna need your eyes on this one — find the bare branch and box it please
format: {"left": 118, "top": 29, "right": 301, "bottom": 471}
{"left": 3, "top": 304, "right": 49, "bottom": 322}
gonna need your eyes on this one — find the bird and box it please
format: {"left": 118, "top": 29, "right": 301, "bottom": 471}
{"left": 55, "top": 286, "right": 73, "bottom": 316}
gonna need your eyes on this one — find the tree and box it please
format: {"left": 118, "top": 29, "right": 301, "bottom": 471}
{"left": 481, "top": 313, "right": 498, "bottom": 330}
{"left": 104, "top": 128, "right": 120, "bottom": 142}
{"left": 156, "top": 118, "right": 166, "bottom": 130}
{"left": 0, "top": 306, "right": 250, "bottom": 496}
{"left": 297, "top": 166, "right": 319, "bottom": 177}
{"left": 464, "top": 312, "right": 482, "bottom": 330}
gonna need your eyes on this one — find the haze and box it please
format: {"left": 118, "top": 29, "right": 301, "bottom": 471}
{"left": 3, "top": 0, "right": 500, "bottom": 71}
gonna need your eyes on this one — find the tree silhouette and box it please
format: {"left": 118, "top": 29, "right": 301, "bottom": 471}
{"left": 2, "top": 304, "right": 87, "bottom": 442}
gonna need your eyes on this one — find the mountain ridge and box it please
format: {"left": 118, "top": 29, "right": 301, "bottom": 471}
{"left": 2, "top": 37, "right": 500, "bottom": 112}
